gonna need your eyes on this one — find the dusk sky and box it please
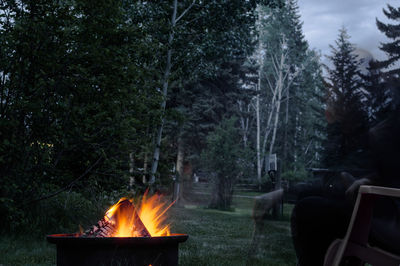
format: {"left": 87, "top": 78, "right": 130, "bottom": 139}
{"left": 298, "top": 0, "right": 399, "bottom": 62}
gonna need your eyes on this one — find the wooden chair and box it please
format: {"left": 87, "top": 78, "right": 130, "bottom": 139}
{"left": 324, "top": 185, "right": 400, "bottom": 266}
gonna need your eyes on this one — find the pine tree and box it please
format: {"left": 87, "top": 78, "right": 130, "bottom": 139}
{"left": 376, "top": 4, "right": 400, "bottom": 77}
{"left": 359, "top": 60, "right": 390, "bottom": 125}
{"left": 375, "top": 3, "right": 400, "bottom": 116}
{"left": 324, "top": 28, "right": 368, "bottom": 168}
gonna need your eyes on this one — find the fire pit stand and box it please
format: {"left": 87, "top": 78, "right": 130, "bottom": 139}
{"left": 47, "top": 233, "right": 188, "bottom": 266}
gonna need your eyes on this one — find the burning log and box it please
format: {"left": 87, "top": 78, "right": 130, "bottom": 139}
{"left": 112, "top": 199, "right": 151, "bottom": 237}
{"left": 83, "top": 218, "right": 116, "bottom": 237}
{"left": 83, "top": 199, "right": 150, "bottom": 238}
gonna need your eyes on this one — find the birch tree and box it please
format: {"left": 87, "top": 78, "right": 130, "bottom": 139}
{"left": 149, "top": 0, "right": 196, "bottom": 184}
{"left": 254, "top": 0, "right": 325, "bottom": 183}
{"left": 149, "top": 0, "right": 258, "bottom": 186}
{"left": 238, "top": 99, "right": 253, "bottom": 148}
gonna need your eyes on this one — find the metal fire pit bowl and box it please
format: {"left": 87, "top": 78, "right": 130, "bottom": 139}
{"left": 47, "top": 233, "right": 188, "bottom": 266}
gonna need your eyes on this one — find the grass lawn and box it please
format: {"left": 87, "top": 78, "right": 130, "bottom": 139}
{"left": 170, "top": 195, "right": 296, "bottom": 266}
{"left": 0, "top": 235, "right": 55, "bottom": 265}
{"left": 0, "top": 195, "right": 296, "bottom": 265}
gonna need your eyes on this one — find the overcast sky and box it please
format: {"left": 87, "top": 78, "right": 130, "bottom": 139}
{"left": 298, "top": 0, "right": 398, "bottom": 62}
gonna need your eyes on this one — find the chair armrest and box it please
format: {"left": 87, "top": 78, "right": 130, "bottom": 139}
{"left": 331, "top": 185, "right": 400, "bottom": 266}
{"left": 359, "top": 185, "right": 400, "bottom": 198}
{"left": 349, "top": 185, "right": 400, "bottom": 243}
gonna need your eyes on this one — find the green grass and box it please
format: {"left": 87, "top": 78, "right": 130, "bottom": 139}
{"left": 0, "top": 196, "right": 296, "bottom": 266}
{"left": 0, "top": 236, "right": 55, "bottom": 266}
{"left": 233, "top": 191, "right": 265, "bottom": 197}
{"left": 168, "top": 195, "right": 296, "bottom": 266}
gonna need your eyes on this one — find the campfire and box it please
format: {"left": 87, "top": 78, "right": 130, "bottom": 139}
{"left": 82, "top": 192, "right": 173, "bottom": 238}
{"left": 47, "top": 191, "right": 188, "bottom": 266}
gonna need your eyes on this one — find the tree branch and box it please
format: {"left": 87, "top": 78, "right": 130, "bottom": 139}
{"left": 21, "top": 156, "right": 103, "bottom": 207}
{"left": 176, "top": 0, "right": 196, "bottom": 24}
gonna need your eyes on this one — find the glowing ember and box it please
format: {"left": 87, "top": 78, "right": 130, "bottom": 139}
{"left": 103, "top": 191, "right": 174, "bottom": 237}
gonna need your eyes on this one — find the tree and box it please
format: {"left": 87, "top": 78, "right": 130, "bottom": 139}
{"left": 276, "top": 0, "right": 325, "bottom": 172}
{"left": 156, "top": 0, "right": 258, "bottom": 200}
{"left": 254, "top": 0, "right": 324, "bottom": 184}
{"left": 201, "top": 118, "right": 244, "bottom": 210}
{"left": 169, "top": 60, "right": 255, "bottom": 203}
{"left": 323, "top": 28, "right": 368, "bottom": 168}
{"left": 149, "top": 0, "right": 196, "bottom": 184}
{"left": 376, "top": 4, "right": 400, "bottom": 77}
{"left": 289, "top": 50, "right": 326, "bottom": 170}
{"left": 137, "top": 0, "right": 260, "bottom": 186}
{"left": 373, "top": 3, "right": 400, "bottom": 119}
{"left": 0, "top": 0, "right": 161, "bottom": 231}
{"left": 359, "top": 60, "right": 390, "bottom": 125}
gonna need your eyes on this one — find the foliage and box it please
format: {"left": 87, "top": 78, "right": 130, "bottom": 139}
{"left": 323, "top": 27, "right": 369, "bottom": 168}
{"left": 0, "top": 0, "right": 262, "bottom": 233}
{"left": 256, "top": 0, "right": 326, "bottom": 177}
{"left": 177, "top": 61, "right": 252, "bottom": 165}
{"left": 281, "top": 167, "right": 309, "bottom": 182}
{"left": 374, "top": 2, "right": 400, "bottom": 113}
{"left": 201, "top": 118, "right": 247, "bottom": 210}
{"left": 0, "top": 0, "right": 160, "bottom": 232}
{"left": 24, "top": 192, "right": 103, "bottom": 235}
{"left": 376, "top": 4, "right": 400, "bottom": 77}
{"left": 359, "top": 60, "right": 391, "bottom": 125}
{"left": 162, "top": 0, "right": 259, "bottom": 168}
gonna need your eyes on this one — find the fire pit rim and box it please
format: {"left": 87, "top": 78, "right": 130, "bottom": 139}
{"left": 47, "top": 233, "right": 188, "bottom": 246}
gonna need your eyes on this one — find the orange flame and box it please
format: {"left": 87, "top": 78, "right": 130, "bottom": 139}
{"left": 104, "top": 191, "right": 173, "bottom": 237}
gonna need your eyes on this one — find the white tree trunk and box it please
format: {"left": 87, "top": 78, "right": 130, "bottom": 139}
{"left": 256, "top": 79, "right": 262, "bottom": 188}
{"left": 238, "top": 100, "right": 251, "bottom": 148}
{"left": 129, "top": 152, "right": 135, "bottom": 188}
{"left": 283, "top": 80, "right": 289, "bottom": 170}
{"left": 149, "top": 0, "right": 196, "bottom": 184}
{"left": 260, "top": 83, "right": 278, "bottom": 167}
{"left": 294, "top": 112, "right": 299, "bottom": 170}
{"left": 264, "top": 37, "right": 305, "bottom": 156}
{"left": 142, "top": 151, "right": 148, "bottom": 183}
{"left": 269, "top": 48, "right": 285, "bottom": 154}
{"left": 149, "top": 0, "right": 178, "bottom": 184}
{"left": 176, "top": 139, "right": 184, "bottom": 178}
{"left": 269, "top": 86, "right": 282, "bottom": 154}
{"left": 174, "top": 137, "right": 184, "bottom": 203}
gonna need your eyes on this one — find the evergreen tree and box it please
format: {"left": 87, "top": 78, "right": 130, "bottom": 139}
{"left": 375, "top": 3, "right": 400, "bottom": 118}
{"left": 323, "top": 28, "right": 368, "bottom": 168}
{"left": 201, "top": 118, "right": 244, "bottom": 210}
{"left": 359, "top": 60, "right": 390, "bottom": 125}
{"left": 376, "top": 4, "right": 400, "bottom": 77}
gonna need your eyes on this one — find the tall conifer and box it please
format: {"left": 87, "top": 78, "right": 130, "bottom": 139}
{"left": 324, "top": 28, "right": 368, "bottom": 168}
{"left": 376, "top": 4, "right": 400, "bottom": 76}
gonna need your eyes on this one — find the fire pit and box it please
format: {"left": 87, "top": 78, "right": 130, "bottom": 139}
{"left": 47, "top": 233, "right": 188, "bottom": 266}
{"left": 47, "top": 191, "right": 188, "bottom": 266}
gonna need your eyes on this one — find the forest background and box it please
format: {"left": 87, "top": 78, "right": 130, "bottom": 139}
{"left": 1, "top": 0, "right": 399, "bottom": 236}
